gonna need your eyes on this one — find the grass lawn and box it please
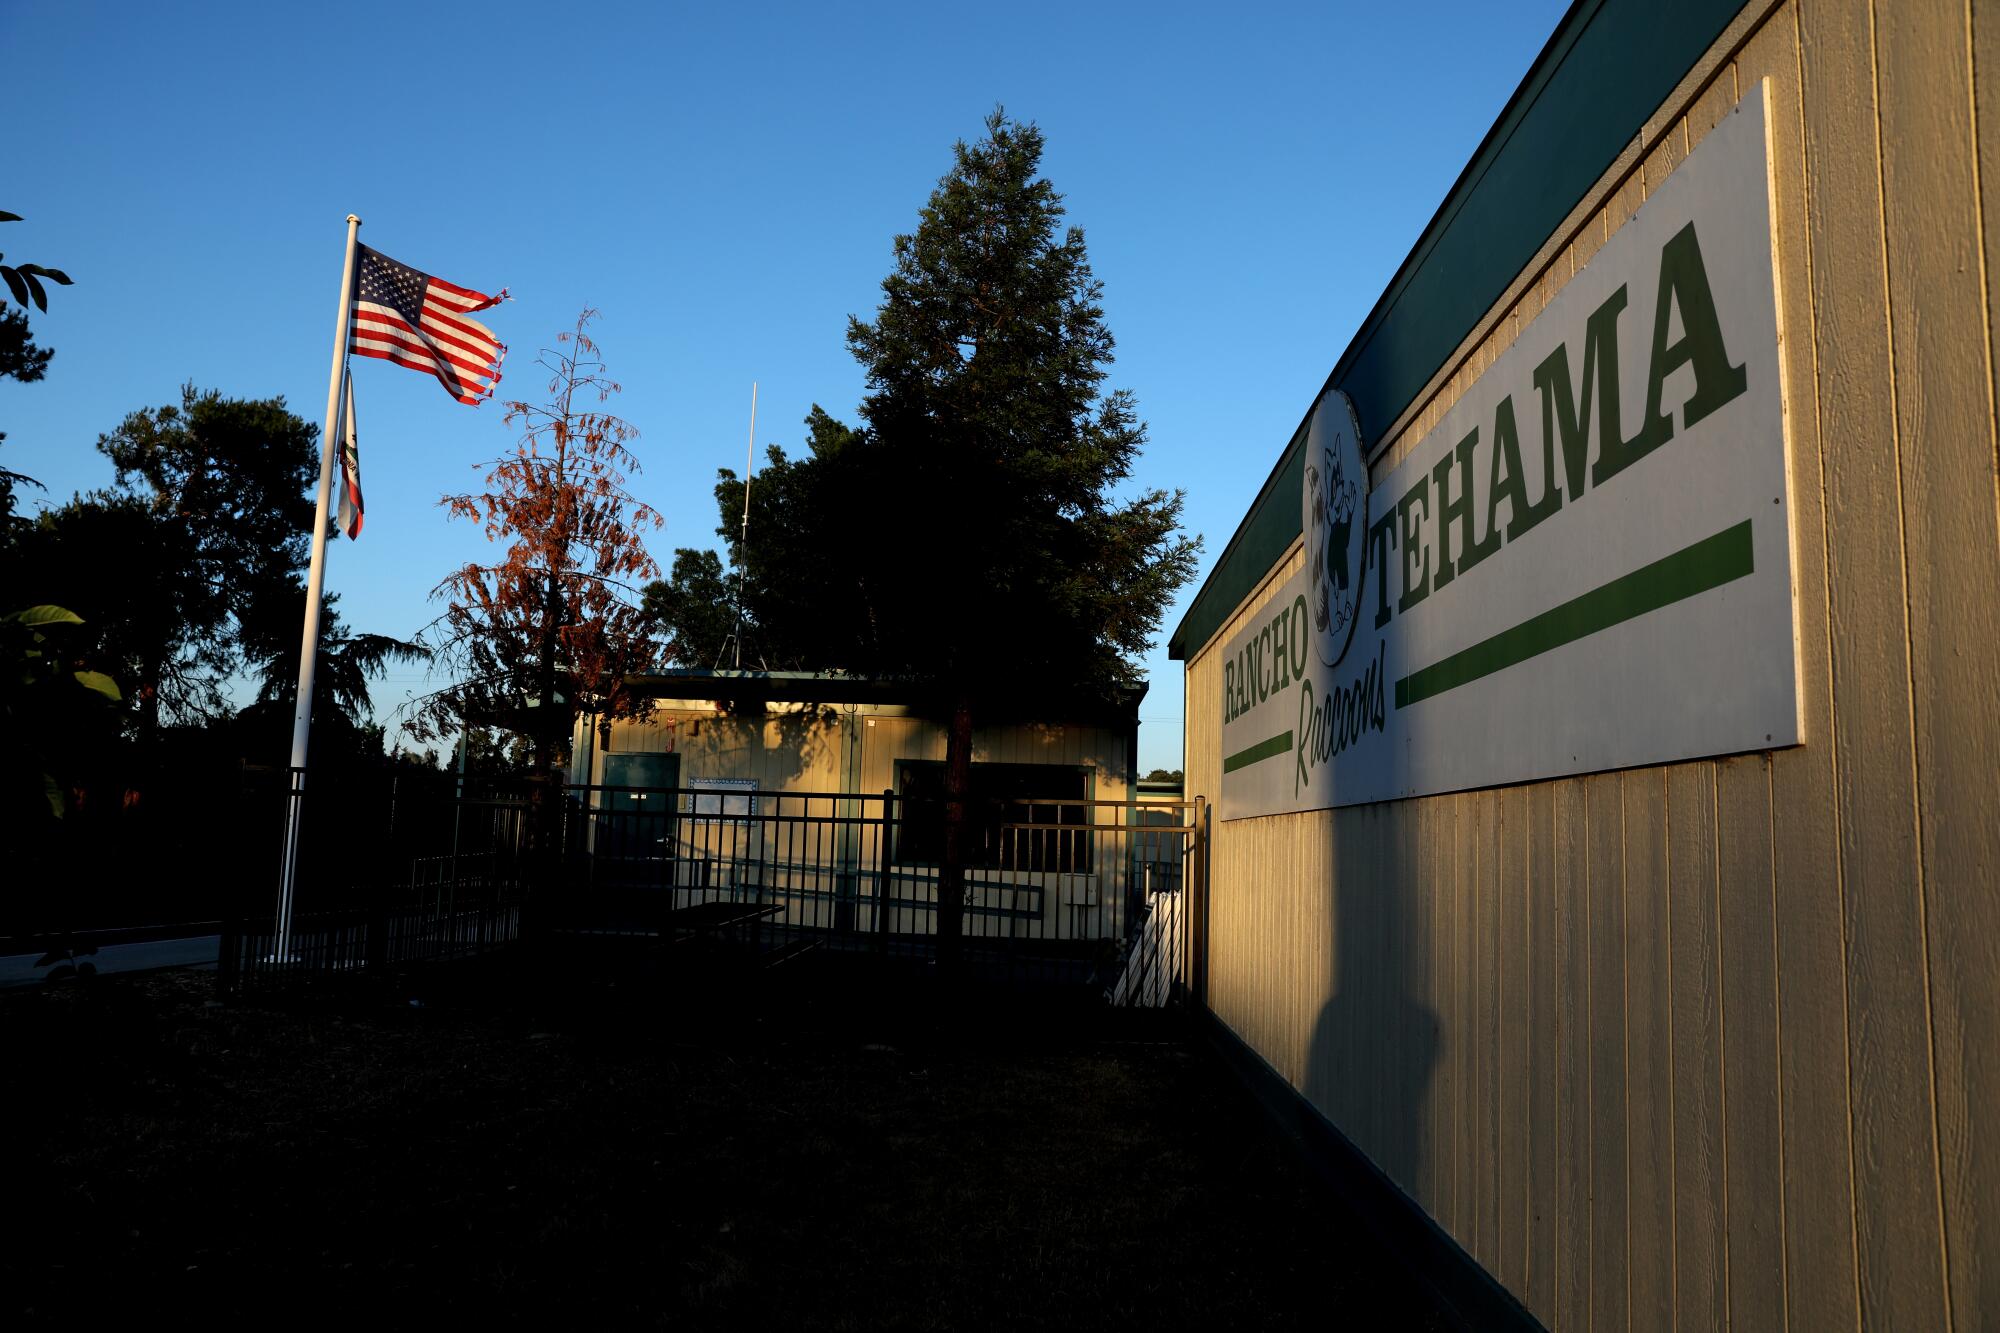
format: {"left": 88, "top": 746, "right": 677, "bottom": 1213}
{"left": 5, "top": 947, "right": 1453, "bottom": 1328}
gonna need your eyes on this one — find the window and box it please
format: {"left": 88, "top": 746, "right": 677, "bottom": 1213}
{"left": 894, "top": 761, "right": 1092, "bottom": 873}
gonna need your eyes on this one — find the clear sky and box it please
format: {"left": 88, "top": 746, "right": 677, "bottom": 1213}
{"left": 3, "top": 0, "right": 1566, "bottom": 775}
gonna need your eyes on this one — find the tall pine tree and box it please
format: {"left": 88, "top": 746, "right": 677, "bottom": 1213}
{"left": 724, "top": 110, "right": 1199, "bottom": 960}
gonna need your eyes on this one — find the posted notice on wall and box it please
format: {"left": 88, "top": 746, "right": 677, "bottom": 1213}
{"left": 1220, "top": 81, "right": 1799, "bottom": 821}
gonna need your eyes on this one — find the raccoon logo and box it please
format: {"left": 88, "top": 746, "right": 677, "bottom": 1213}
{"left": 1302, "top": 388, "right": 1369, "bottom": 670}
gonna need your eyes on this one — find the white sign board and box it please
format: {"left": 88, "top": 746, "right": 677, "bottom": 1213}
{"left": 1220, "top": 83, "right": 1799, "bottom": 820}
{"left": 684, "top": 776, "right": 758, "bottom": 822}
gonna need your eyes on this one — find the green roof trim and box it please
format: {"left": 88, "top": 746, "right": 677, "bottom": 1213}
{"left": 1168, "top": 0, "right": 1747, "bottom": 661}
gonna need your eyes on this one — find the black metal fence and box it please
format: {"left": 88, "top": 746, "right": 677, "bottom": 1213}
{"left": 553, "top": 782, "right": 1202, "bottom": 996}
{"left": 222, "top": 771, "right": 1205, "bottom": 1001}
{"left": 219, "top": 768, "right": 530, "bottom": 987}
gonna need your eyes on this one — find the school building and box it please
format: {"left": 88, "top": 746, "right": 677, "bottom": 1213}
{"left": 565, "top": 669, "right": 1162, "bottom": 946}
{"left": 1172, "top": 0, "right": 1999, "bottom": 1327}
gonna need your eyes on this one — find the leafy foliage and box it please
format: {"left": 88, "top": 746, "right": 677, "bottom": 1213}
{"left": 692, "top": 110, "right": 1199, "bottom": 958}
{"left": 640, "top": 547, "right": 739, "bottom": 669}
{"left": 2, "top": 605, "right": 120, "bottom": 833}
{"left": 78, "top": 386, "right": 318, "bottom": 731}
{"left": 4, "top": 386, "right": 408, "bottom": 747}
{"left": 0, "top": 210, "right": 73, "bottom": 313}
{"left": 408, "top": 309, "right": 664, "bottom": 766}
{"left": 0, "top": 307, "right": 52, "bottom": 385}
{"left": 714, "top": 111, "right": 1198, "bottom": 697}
{"left": 238, "top": 589, "right": 430, "bottom": 754}
{"left": 1, "top": 306, "right": 55, "bottom": 522}
{"left": 8, "top": 490, "right": 221, "bottom": 731}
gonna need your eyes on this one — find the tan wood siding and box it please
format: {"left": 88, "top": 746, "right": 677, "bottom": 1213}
{"left": 1180, "top": 2, "right": 1999, "bottom": 1326}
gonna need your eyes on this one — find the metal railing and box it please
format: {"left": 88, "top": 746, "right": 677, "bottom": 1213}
{"left": 219, "top": 768, "right": 529, "bottom": 987}
{"left": 556, "top": 782, "right": 1203, "bottom": 997}
{"left": 220, "top": 771, "right": 1205, "bottom": 1001}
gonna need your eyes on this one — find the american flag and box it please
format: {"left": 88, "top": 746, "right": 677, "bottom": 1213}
{"left": 348, "top": 244, "right": 507, "bottom": 404}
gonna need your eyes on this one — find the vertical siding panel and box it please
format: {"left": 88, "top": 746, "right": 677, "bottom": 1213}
{"left": 1380, "top": 805, "right": 1404, "bottom": 1182}
{"left": 1643, "top": 107, "right": 1690, "bottom": 197}
{"left": 1526, "top": 780, "right": 1559, "bottom": 1324}
{"left": 1474, "top": 790, "right": 1500, "bottom": 1272}
{"left": 1624, "top": 768, "right": 1673, "bottom": 1331}
{"left": 1416, "top": 792, "right": 1448, "bottom": 1208}
{"left": 1485, "top": 791, "right": 1506, "bottom": 1276}
{"left": 1314, "top": 813, "right": 1330, "bottom": 1099}
{"left": 1450, "top": 795, "right": 1475, "bottom": 1244}
{"left": 1555, "top": 777, "right": 1591, "bottom": 1332}
{"left": 1346, "top": 811, "right": 1368, "bottom": 1180}
{"left": 1537, "top": 236, "right": 1586, "bottom": 1333}
{"left": 1277, "top": 818, "right": 1293, "bottom": 1089}
{"left": 1982, "top": 0, "right": 2000, "bottom": 422}
{"left": 1237, "top": 819, "right": 1255, "bottom": 1067}
{"left": 1544, "top": 225, "right": 1592, "bottom": 1333}
{"left": 1875, "top": 2, "right": 2000, "bottom": 1325}
{"left": 1237, "top": 823, "right": 1256, "bottom": 1060}
{"left": 1585, "top": 771, "right": 1628, "bottom": 1332}
{"left": 1254, "top": 817, "right": 1271, "bottom": 1079}
{"left": 1304, "top": 808, "right": 1320, "bottom": 1088}
{"left": 1667, "top": 762, "right": 1725, "bottom": 1333}
{"left": 1374, "top": 806, "right": 1400, "bottom": 1182}
{"left": 1571, "top": 202, "right": 1612, "bottom": 281}
{"left": 1732, "top": 18, "right": 1867, "bottom": 1329}
{"left": 1408, "top": 796, "right": 1435, "bottom": 1210}
{"left": 1465, "top": 794, "right": 1487, "bottom": 1261}
{"left": 1313, "top": 812, "right": 1335, "bottom": 1107}
{"left": 1312, "top": 808, "right": 1328, "bottom": 1120}
{"left": 1716, "top": 754, "right": 1786, "bottom": 1331}
{"left": 1283, "top": 818, "right": 1297, "bottom": 1073}
{"left": 1796, "top": 2, "right": 1951, "bottom": 1325}
{"left": 1304, "top": 816, "right": 1329, "bottom": 1125}
{"left": 1429, "top": 795, "right": 1453, "bottom": 1224}
{"left": 1291, "top": 817, "right": 1310, "bottom": 1105}
{"left": 1434, "top": 799, "right": 1457, "bottom": 1238}
{"left": 1500, "top": 783, "right": 1531, "bottom": 1296}
{"left": 1410, "top": 798, "right": 1431, "bottom": 1214}
{"left": 1361, "top": 809, "right": 1383, "bottom": 1180}
{"left": 1231, "top": 823, "right": 1246, "bottom": 1043}
{"left": 1260, "top": 821, "right": 1278, "bottom": 1074}
{"left": 1604, "top": 159, "right": 1647, "bottom": 246}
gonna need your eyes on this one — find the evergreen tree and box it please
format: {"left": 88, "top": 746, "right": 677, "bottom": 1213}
{"left": 0, "top": 308, "right": 53, "bottom": 525}
{"left": 640, "top": 548, "right": 738, "bottom": 669}
{"left": 726, "top": 110, "right": 1199, "bottom": 959}
{"left": 88, "top": 385, "right": 320, "bottom": 737}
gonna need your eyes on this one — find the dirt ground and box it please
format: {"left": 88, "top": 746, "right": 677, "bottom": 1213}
{"left": 4, "top": 947, "right": 1453, "bottom": 1329}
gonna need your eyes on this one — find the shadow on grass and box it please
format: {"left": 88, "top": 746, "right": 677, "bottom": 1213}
{"left": 4, "top": 948, "right": 1453, "bottom": 1329}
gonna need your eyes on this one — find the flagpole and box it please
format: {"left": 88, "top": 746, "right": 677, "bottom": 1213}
{"left": 274, "top": 213, "right": 361, "bottom": 960}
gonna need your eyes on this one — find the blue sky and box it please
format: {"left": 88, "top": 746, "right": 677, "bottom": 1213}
{"left": 2, "top": 0, "right": 1566, "bottom": 773}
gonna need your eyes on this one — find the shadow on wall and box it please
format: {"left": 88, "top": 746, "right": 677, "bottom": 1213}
{"left": 615, "top": 702, "right": 845, "bottom": 792}
{"left": 1304, "top": 801, "right": 1438, "bottom": 1200}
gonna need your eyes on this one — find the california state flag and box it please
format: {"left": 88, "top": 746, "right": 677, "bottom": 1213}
{"left": 336, "top": 369, "right": 363, "bottom": 540}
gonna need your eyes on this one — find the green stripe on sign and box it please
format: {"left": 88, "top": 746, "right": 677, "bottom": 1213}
{"left": 1223, "top": 730, "right": 1293, "bottom": 774}
{"left": 1395, "top": 520, "right": 1756, "bottom": 710}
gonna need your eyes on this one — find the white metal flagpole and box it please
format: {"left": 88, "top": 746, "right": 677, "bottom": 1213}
{"left": 273, "top": 213, "right": 362, "bottom": 960}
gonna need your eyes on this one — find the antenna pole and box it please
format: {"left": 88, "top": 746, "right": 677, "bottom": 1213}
{"left": 733, "top": 381, "right": 756, "bottom": 669}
